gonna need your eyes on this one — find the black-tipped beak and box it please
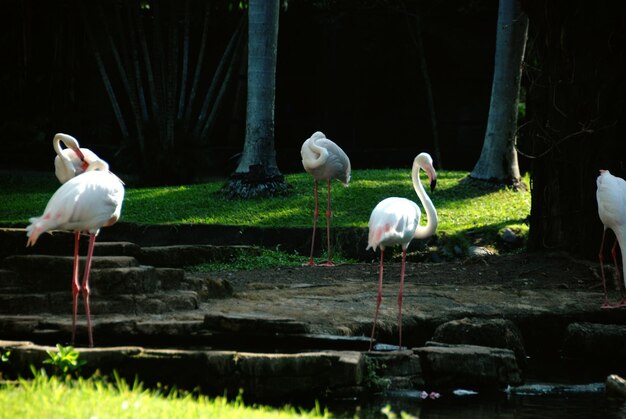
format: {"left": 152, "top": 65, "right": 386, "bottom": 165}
{"left": 430, "top": 178, "right": 437, "bottom": 193}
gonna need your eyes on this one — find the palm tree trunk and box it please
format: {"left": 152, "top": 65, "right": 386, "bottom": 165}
{"left": 224, "top": 0, "right": 289, "bottom": 198}
{"left": 470, "top": 0, "right": 528, "bottom": 188}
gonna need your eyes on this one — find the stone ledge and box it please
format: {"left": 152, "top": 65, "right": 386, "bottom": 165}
{"left": 0, "top": 340, "right": 366, "bottom": 403}
{"left": 414, "top": 342, "right": 522, "bottom": 391}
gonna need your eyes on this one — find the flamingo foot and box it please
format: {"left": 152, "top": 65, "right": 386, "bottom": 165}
{"left": 601, "top": 301, "right": 616, "bottom": 309}
{"left": 616, "top": 299, "right": 626, "bottom": 308}
{"left": 320, "top": 260, "right": 335, "bottom": 267}
{"left": 302, "top": 259, "right": 317, "bottom": 267}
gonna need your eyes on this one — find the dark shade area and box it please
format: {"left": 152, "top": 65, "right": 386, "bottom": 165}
{"left": 0, "top": 0, "right": 498, "bottom": 177}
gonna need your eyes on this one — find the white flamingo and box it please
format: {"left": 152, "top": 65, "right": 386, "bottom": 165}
{"left": 367, "top": 152, "right": 438, "bottom": 350}
{"left": 596, "top": 169, "right": 626, "bottom": 308}
{"left": 26, "top": 159, "right": 125, "bottom": 347}
{"left": 53, "top": 133, "right": 103, "bottom": 184}
{"left": 301, "top": 131, "right": 351, "bottom": 266}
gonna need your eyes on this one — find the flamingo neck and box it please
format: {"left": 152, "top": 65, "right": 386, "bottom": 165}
{"left": 53, "top": 136, "right": 66, "bottom": 158}
{"left": 412, "top": 163, "right": 438, "bottom": 239}
{"left": 303, "top": 138, "right": 328, "bottom": 169}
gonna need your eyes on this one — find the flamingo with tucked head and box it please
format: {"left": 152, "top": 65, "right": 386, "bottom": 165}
{"left": 301, "top": 131, "right": 351, "bottom": 266}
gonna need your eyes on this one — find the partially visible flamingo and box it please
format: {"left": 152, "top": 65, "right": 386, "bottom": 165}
{"left": 596, "top": 169, "right": 626, "bottom": 308}
{"left": 53, "top": 133, "right": 103, "bottom": 184}
{"left": 26, "top": 159, "right": 125, "bottom": 347}
{"left": 301, "top": 131, "right": 351, "bottom": 266}
{"left": 367, "top": 152, "right": 438, "bottom": 350}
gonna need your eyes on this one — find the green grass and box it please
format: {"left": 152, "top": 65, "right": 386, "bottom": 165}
{"left": 0, "top": 170, "right": 530, "bottom": 239}
{"left": 0, "top": 371, "right": 328, "bottom": 418}
{"left": 188, "top": 247, "right": 306, "bottom": 271}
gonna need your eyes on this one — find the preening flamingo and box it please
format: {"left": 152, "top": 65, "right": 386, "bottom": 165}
{"left": 367, "top": 152, "right": 438, "bottom": 350}
{"left": 596, "top": 169, "right": 626, "bottom": 308}
{"left": 301, "top": 131, "right": 351, "bottom": 266}
{"left": 54, "top": 133, "right": 103, "bottom": 184}
{"left": 26, "top": 159, "right": 125, "bottom": 347}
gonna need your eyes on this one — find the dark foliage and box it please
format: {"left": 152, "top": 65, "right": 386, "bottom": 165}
{"left": 521, "top": 0, "right": 626, "bottom": 258}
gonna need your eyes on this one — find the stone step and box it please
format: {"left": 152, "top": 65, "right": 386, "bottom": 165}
{"left": 0, "top": 268, "right": 18, "bottom": 288}
{"left": 95, "top": 267, "right": 155, "bottom": 295}
{"left": 2, "top": 255, "right": 140, "bottom": 289}
{"left": 1, "top": 264, "right": 190, "bottom": 295}
{"left": 0, "top": 290, "right": 199, "bottom": 315}
{"left": 138, "top": 244, "right": 261, "bottom": 268}
{"left": 3, "top": 254, "right": 139, "bottom": 271}
{"left": 94, "top": 241, "right": 141, "bottom": 257}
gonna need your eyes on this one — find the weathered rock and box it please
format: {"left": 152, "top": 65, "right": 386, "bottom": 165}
{"left": 500, "top": 228, "right": 522, "bottom": 245}
{"left": 203, "top": 313, "right": 308, "bottom": 334}
{"left": 606, "top": 374, "right": 626, "bottom": 399}
{"left": 184, "top": 273, "right": 233, "bottom": 298}
{"left": 563, "top": 322, "right": 626, "bottom": 363}
{"left": 415, "top": 342, "right": 522, "bottom": 391}
{"left": 365, "top": 350, "right": 424, "bottom": 390}
{"left": 432, "top": 317, "right": 527, "bottom": 366}
{"left": 467, "top": 246, "right": 495, "bottom": 258}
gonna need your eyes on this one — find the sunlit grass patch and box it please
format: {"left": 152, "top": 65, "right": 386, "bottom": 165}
{"left": 0, "top": 169, "right": 531, "bottom": 248}
{"left": 0, "top": 371, "right": 329, "bottom": 418}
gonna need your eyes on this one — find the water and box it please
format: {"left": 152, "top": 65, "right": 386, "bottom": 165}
{"left": 334, "top": 385, "right": 626, "bottom": 418}
{"left": 329, "top": 357, "right": 626, "bottom": 419}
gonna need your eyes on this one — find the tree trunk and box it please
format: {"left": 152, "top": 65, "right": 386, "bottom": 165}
{"left": 223, "top": 0, "right": 289, "bottom": 199}
{"left": 470, "top": 0, "right": 528, "bottom": 188}
{"left": 522, "top": 1, "right": 626, "bottom": 259}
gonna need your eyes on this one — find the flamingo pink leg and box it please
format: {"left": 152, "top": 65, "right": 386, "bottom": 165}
{"left": 397, "top": 248, "right": 407, "bottom": 348}
{"left": 369, "top": 249, "right": 385, "bottom": 351}
{"left": 321, "top": 179, "right": 334, "bottom": 267}
{"left": 71, "top": 231, "right": 81, "bottom": 344}
{"left": 611, "top": 238, "right": 626, "bottom": 307}
{"left": 599, "top": 231, "right": 625, "bottom": 309}
{"left": 305, "top": 180, "right": 319, "bottom": 266}
{"left": 80, "top": 233, "right": 97, "bottom": 347}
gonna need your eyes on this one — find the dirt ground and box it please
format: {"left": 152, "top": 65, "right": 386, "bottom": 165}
{"left": 194, "top": 250, "right": 616, "bottom": 345}
{"left": 216, "top": 251, "right": 606, "bottom": 293}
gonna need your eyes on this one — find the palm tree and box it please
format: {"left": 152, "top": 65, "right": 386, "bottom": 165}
{"left": 469, "top": 0, "right": 528, "bottom": 189}
{"left": 222, "top": 0, "right": 289, "bottom": 199}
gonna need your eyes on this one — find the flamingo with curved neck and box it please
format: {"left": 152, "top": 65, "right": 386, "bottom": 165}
{"left": 27, "top": 157, "right": 123, "bottom": 347}
{"left": 366, "top": 152, "right": 438, "bottom": 350}
{"left": 53, "top": 133, "right": 102, "bottom": 184}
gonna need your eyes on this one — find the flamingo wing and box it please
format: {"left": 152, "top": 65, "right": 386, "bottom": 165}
{"left": 301, "top": 134, "right": 351, "bottom": 184}
{"left": 597, "top": 171, "right": 626, "bottom": 229}
{"left": 367, "top": 197, "right": 420, "bottom": 251}
{"left": 27, "top": 171, "right": 124, "bottom": 245}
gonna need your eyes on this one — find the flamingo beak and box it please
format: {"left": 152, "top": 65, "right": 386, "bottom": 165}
{"left": 72, "top": 147, "right": 86, "bottom": 161}
{"left": 425, "top": 165, "right": 437, "bottom": 193}
{"left": 71, "top": 147, "right": 89, "bottom": 171}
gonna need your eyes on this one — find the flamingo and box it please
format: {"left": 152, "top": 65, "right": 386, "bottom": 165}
{"left": 367, "top": 152, "right": 438, "bottom": 350}
{"left": 301, "top": 131, "right": 351, "bottom": 266}
{"left": 596, "top": 169, "right": 626, "bottom": 308}
{"left": 53, "top": 133, "right": 103, "bottom": 184}
{"left": 26, "top": 159, "right": 125, "bottom": 347}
